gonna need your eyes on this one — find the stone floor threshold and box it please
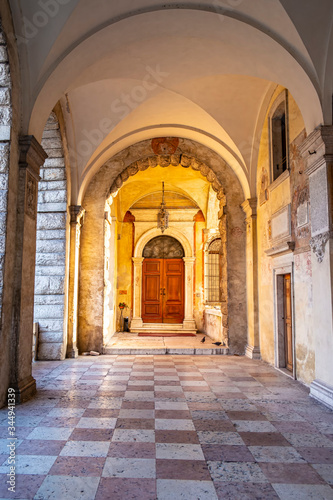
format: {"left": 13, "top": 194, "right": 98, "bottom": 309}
{"left": 104, "top": 332, "right": 229, "bottom": 356}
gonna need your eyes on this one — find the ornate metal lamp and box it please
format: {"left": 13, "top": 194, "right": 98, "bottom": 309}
{"left": 157, "top": 182, "right": 169, "bottom": 233}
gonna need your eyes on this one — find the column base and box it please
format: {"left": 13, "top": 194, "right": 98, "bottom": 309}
{"left": 310, "top": 379, "right": 333, "bottom": 410}
{"left": 183, "top": 319, "right": 196, "bottom": 330}
{"left": 245, "top": 344, "right": 261, "bottom": 359}
{"left": 13, "top": 375, "right": 36, "bottom": 404}
{"left": 130, "top": 317, "right": 143, "bottom": 329}
{"left": 66, "top": 346, "right": 78, "bottom": 358}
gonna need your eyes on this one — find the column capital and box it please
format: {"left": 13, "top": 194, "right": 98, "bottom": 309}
{"left": 183, "top": 257, "right": 195, "bottom": 264}
{"left": 69, "top": 205, "right": 85, "bottom": 224}
{"left": 132, "top": 257, "right": 144, "bottom": 265}
{"left": 19, "top": 135, "right": 47, "bottom": 179}
{"left": 241, "top": 198, "right": 257, "bottom": 219}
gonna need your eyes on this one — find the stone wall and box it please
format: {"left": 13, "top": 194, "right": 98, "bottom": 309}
{"left": 34, "top": 113, "right": 68, "bottom": 360}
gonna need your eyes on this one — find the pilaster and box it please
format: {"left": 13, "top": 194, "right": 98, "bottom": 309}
{"left": 300, "top": 126, "right": 333, "bottom": 409}
{"left": 241, "top": 198, "right": 260, "bottom": 359}
{"left": 183, "top": 257, "right": 196, "bottom": 330}
{"left": 131, "top": 257, "right": 144, "bottom": 329}
{"left": 67, "top": 205, "right": 85, "bottom": 358}
{"left": 11, "top": 136, "right": 47, "bottom": 403}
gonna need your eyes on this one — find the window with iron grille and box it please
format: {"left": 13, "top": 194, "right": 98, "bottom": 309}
{"left": 205, "top": 238, "right": 222, "bottom": 303}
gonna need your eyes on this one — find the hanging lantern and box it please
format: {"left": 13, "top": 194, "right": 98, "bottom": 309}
{"left": 157, "top": 182, "right": 169, "bottom": 233}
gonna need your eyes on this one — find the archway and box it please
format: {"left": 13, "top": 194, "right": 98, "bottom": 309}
{"left": 132, "top": 227, "right": 196, "bottom": 332}
{"left": 141, "top": 236, "right": 185, "bottom": 324}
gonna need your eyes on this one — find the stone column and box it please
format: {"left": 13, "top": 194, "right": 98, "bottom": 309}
{"left": 241, "top": 198, "right": 260, "bottom": 359}
{"left": 11, "top": 136, "right": 47, "bottom": 403}
{"left": 183, "top": 257, "right": 196, "bottom": 330}
{"left": 300, "top": 126, "right": 333, "bottom": 409}
{"left": 67, "top": 206, "right": 85, "bottom": 358}
{"left": 131, "top": 257, "right": 144, "bottom": 329}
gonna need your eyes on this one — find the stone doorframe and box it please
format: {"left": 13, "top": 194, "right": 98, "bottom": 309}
{"left": 131, "top": 227, "right": 196, "bottom": 331}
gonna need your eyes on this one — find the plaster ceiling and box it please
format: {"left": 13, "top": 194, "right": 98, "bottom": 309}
{"left": 7, "top": 0, "right": 333, "bottom": 201}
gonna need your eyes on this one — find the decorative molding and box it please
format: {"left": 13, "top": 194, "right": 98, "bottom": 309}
{"left": 310, "top": 379, "right": 333, "bottom": 410}
{"left": 267, "top": 169, "right": 290, "bottom": 193}
{"left": 241, "top": 198, "right": 257, "bottom": 219}
{"left": 19, "top": 135, "right": 47, "bottom": 178}
{"left": 69, "top": 205, "right": 85, "bottom": 224}
{"left": 310, "top": 231, "right": 330, "bottom": 263}
{"left": 265, "top": 241, "right": 295, "bottom": 257}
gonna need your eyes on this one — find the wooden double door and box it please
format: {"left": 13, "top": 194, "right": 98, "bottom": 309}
{"left": 142, "top": 258, "right": 184, "bottom": 323}
{"left": 283, "top": 273, "right": 293, "bottom": 372}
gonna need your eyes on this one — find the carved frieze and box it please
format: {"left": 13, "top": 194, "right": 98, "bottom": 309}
{"left": 310, "top": 231, "right": 330, "bottom": 263}
{"left": 25, "top": 171, "right": 37, "bottom": 219}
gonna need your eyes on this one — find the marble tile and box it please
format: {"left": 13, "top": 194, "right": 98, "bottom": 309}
{"left": 249, "top": 446, "right": 306, "bottom": 463}
{"left": 69, "top": 428, "right": 113, "bottom": 441}
{"left": 108, "top": 442, "right": 156, "bottom": 458}
{"left": 26, "top": 426, "right": 74, "bottom": 441}
{"left": 240, "top": 432, "right": 290, "bottom": 447}
{"left": 60, "top": 440, "right": 110, "bottom": 457}
{"left": 297, "top": 447, "right": 333, "bottom": 464}
{"left": 156, "top": 479, "right": 218, "bottom": 500}
{"left": 155, "top": 430, "right": 200, "bottom": 444}
{"left": 197, "top": 431, "right": 245, "bottom": 445}
{"left": 272, "top": 483, "right": 333, "bottom": 500}
{"left": 76, "top": 417, "right": 117, "bottom": 429}
{"left": 202, "top": 444, "right": 255, "bottom": 462}
{"left": 260, "top": 463, "right": 326, "bottom": 484}
{"left": 0, "top": 473, "right": 46, "bottom": 499}
{"left": 102, "top": 457, "right": 156, "bottom": 478}
{"left": 155, "top": 419, "right": 195, "bottom": 431}
{"left": 312, "top": 464, "right": 333, "bottom": 485}
{"left": 16, "top": 439, "right": 66, "bottom": 456}
{"left": 283, "top": 433, "right": 333, "bottom": 448}
{"left": 95, "top": 478, "right": 157, "bottom": 500}
{"left": 49, "top": 456, "right": 105, "bottom": 476}
{"left": 112, "top": 429, "right": 155, "bottom": 443}
{"left": 214, "top": 481, "right": 279, "bottom": 500}
{"left": 156, "top": 443, "right": 204, "bottom": 460}
{"left": 209, "top": 461, "right": 268, "bottom": 482}
{"left": 47, "top": 408, "right": 85, "bottom": 418}
{"left": 0, "top": 454, "right": 56, "bottom": 475}
{"left": 118, "top": 409, "right": 155, "bottom": 419}
{"left": 155, "top": 401, "right": 188, "bottom": 410}
{"left": 88, "top": 399, "right": 122, "bottom": 409}
{"left": 34, "top": 475, "right": 100, "bottom": 500}
{"left": 156, "top": 459, "right": 211, "bottom": 480}
{"left": 233, "top": 420, "right": 277, "bottom": 432}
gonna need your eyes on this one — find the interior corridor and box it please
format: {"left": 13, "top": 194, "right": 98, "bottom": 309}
{"left": 0, "top": 355, "right": 332, "bottom": 500}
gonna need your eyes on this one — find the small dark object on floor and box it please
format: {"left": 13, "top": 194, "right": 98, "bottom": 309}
{"left": 201, "top": 336, "right": 206, "bottom": 343}
{"left": 212, "top": 341, "right": 221, "bottom": 346}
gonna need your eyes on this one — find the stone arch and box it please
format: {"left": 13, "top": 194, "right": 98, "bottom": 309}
{"left": 79, "top": 139, "right": 246, "bottom": 353}
{"left": 108, "top": 154, "right": 226, "bottom": 213}
{"left": 134, "top": 227, "right": 192, "bottom": 259}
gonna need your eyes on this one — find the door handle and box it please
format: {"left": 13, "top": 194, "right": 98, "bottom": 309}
{"left": 160, "top": 288, "right": 163, "bottom": 295}
{"left": 163, "top": 288, "right": 166, "bottom": 295}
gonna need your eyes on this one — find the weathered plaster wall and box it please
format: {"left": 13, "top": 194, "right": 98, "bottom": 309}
{"left": 34, "top": 113, "right": 68, "bottom": 360}
{"left": 257, "top": 89, "right": 314, "bottom": 384}
{"left": 79, "top": 139, "right": 247, "bottom": 353}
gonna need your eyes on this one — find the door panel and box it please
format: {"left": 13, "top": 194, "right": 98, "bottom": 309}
{"left": 284, "top": 274, "right": 293, "bottom": 372}
{"left": 163, "top": 259, "right": 184, "bottom": 323}
{"left": 142, "top": 259, "right": 162, "bottom": 323}
{"left": 142, "top": 258, "right": 184, "bottom": 323}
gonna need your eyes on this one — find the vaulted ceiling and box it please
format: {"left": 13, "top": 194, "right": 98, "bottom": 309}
{"left": 7, "top": 0, "right": 333, "bottom": 201}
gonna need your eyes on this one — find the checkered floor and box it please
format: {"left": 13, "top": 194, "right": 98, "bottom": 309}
{"left": 0, "top": 355, "right": 333, "bottom": 499}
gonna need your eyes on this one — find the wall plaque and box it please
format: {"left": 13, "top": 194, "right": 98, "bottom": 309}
{"left": 309, "top": 164, "right": 329, "bottom": 236}
{"left": 271, "top": 205, "right": 291, "bottom": 242}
